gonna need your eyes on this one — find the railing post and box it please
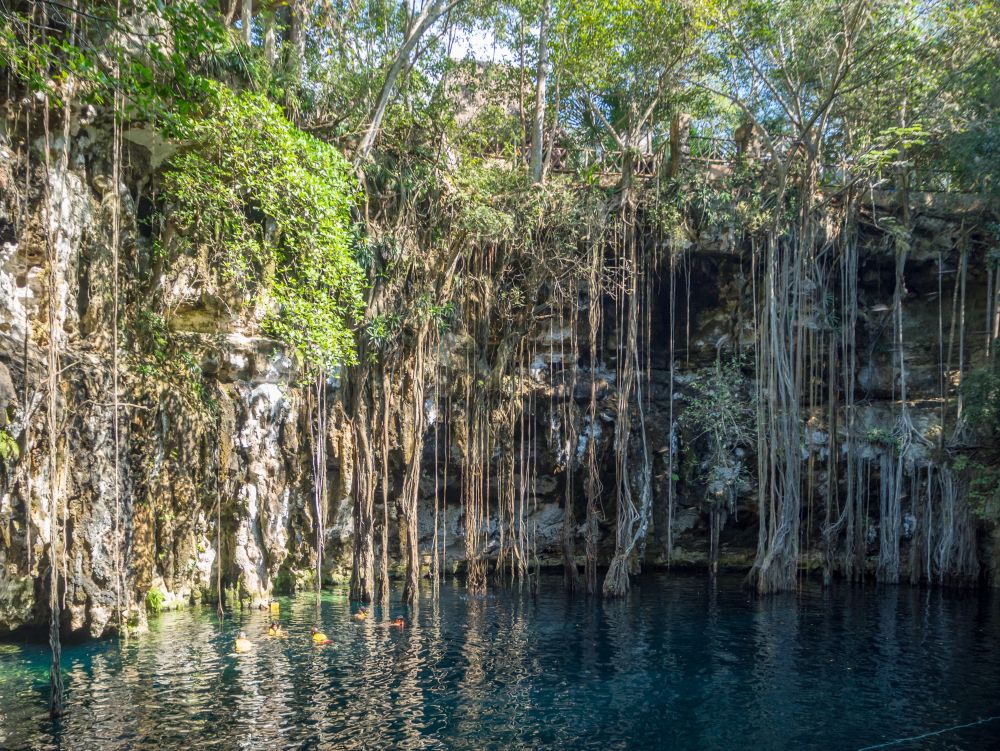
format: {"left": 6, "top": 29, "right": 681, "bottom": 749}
{"left": 668, "top": 113, "right": 691, "bottom": 178}
{"left": 734, "top": 118, "right": 763, "bottom": 165}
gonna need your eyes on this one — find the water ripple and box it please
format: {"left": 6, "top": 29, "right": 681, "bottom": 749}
{"left": 1, "top": 575, "right": 1000, "bottom": 750}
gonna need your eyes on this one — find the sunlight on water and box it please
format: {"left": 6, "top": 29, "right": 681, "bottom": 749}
{"left": 1, "top": 574, "right": 999, "bottom": 750}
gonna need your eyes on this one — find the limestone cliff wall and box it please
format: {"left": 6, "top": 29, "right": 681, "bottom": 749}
{"left": 0, "top": 107, "right": 997, "bottom": 640}
{"left": 0, "top": 110, "right": 356, "bottom": 638}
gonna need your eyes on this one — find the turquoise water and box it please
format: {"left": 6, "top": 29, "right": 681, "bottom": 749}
{"left": 1, "top": 574, "right": 999, "bottom": 750}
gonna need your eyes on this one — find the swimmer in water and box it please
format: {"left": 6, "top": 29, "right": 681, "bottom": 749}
{"left": 311, "top": 627, "right": 331, "bottom": 645}
{"left": 234, "top": 632, "right": 253, "bottom": 653}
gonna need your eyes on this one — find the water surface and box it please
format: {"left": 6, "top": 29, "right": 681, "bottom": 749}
{"left": 1, "top": 574, "right": 999, "bottom": 750}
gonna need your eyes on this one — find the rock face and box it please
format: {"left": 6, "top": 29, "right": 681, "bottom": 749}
{"left": 0, "top": 108, "right": 998, "bottom": 640}
{"left": 0, "top": 111, "right": 328, "bottom": 638}
{"left": 383, "top": 187, "right": 998, "bottom": 587}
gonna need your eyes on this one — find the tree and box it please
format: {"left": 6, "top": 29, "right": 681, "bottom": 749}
{"left": 529, "top": 0, "right": 549, "bottom": 182}
{"left": 678, "top": 357, "right": 756, "bottom": 575}
{"left": 553, "top": 0, "right": 702, "bottom": 183}
{"left": 702, "top": 0, "right": 874, "bottom": 593}
{"left": 354, "top": 0, "right": 468, "bottom": 163}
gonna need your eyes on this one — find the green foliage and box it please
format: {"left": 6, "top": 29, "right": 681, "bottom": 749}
{"left": 987, "top": 228, "right": 1000, "bottom": 271}
{"left": 952, "top": 454, "right": 1000, "bottom": 523}
{"left": 145, "top": 587, "right": 165, "bottom": 615}
{"left": 0, "top": 20, "right": 56, "bottom": 94}
{"left": 5, "top": 5, "right": 367, "bottom": 376}
{"left": 929, "top": 1, "right": 1000, "bottom": 196}
{"left": 961, "top": 368, "right": 1000, "bottom": 438}
{"left": 866, "top": 426, "right": 900, "bottom": 450}
{"left": 448, "top": 162, "right": 606, "bottom": 255}
{"left": 553, "top": 0, "right": 700, "bottom": 151}
{"left": 429, "top": 301, "right": 456, "bottom": 334}
{"left": 969, "top": 468, "right": 1000, "bottom": 523}
{"left": 365, "top": 313, "right": 402, "bottom": 353}
{"left": 1, "top": 1, "right": 232, "bottom": 110}
{"left": 679, "top": 356, "right": 756, "bottom": 445}
{"left": 451, "top": 164, "right": 527, "bottom": 242}
{"left": 859, "top": 124, "right": 930, "bottom": 170}
{"left": 130, "top": 309, "right": 216, "bottom": 413}
{"left": 136, "top": 309, "right": 170, "bottom": 365}
{"left": 972, "top": 480, "right": 1000, "bottom": 522}
{"left": 0, "top": 428, "right": 19, "bottom": 465}
{"left": 459, "top": 101, "right": 525, "bottom": 157}
{"left": 162, "top": 83, "right": 366, "bottom": 371}
{"left": 988, "top": 250, "right": 1000, "bottom": 274}
{"left": 678, "top": 355, "right": 756, "bottom": 507}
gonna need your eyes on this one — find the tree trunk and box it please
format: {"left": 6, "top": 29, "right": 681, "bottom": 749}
{"left": 529, "top": 0, "right": 550, "bottom": 183}
{"left": 584, "top": 240, "right": 602, "bottom": 595}
{"left": 222, "top": 1, "right": 235, "bottom": 26}
{"left": 350, "top": 387, "right": 377, "bottom": 603}
{"left": 668, "top": 113, "right": 691, "bottom": 178}
{"left": 241, "top": 0, "right": 252, "bottom": 45}
{"left": 355, "top": 0, "right": 459, "bottom": 164}
{"left": 310, "top": 374, "right": 328, "bottom": 614}
{"left": 288, "top": 1, "right": 307, "bottom": 79}
{"left": 377, "top": 372, "right": 392, "bottom": 604}
{"left": 709, "top": 505, "right": 723, "bottom": 578}
{"left": 401, "top": 329, "right": 429, "bottom": 604}
{"left": 263, "top": 12, "right": 277, "bottom": 65}
{"left": 42, "top": 94, "right": 64, "bottom": 719}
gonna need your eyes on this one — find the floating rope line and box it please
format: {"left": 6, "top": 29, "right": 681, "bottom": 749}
{"left": 857, "top": 715, "right": 1000, "bottom": 750}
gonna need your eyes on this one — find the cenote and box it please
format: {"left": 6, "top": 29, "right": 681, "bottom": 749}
{"left": 4, "top": 1, "right": 1000, "bottom": 749}
{"left": 2, "top": 574, "right": 1000, "bottom": 750}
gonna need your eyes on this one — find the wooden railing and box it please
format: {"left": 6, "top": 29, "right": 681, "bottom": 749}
{"left": 473, "top": 137, "right": 973, "bottom": 194}
{"left": 688, "top": 136, "right": 737, "bottom": 164}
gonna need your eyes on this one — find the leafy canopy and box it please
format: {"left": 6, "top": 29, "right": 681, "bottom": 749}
{"left": 163, "top": 83, "right": 365, "bottom": 370}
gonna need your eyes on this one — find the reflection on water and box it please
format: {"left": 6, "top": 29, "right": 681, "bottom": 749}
{"left": 1, "top": 574, "right": 999, "bottom": 750}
